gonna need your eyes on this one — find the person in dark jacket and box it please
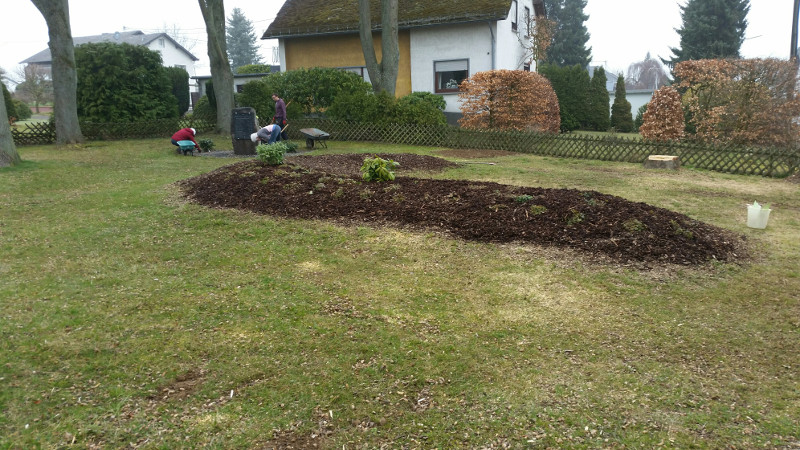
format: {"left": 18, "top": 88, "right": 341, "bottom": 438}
{"left": 272, "top": 94, "right": 288, "bottom": 140}
{"left": 171, "top": 127, "right": 199, "bottom": 151}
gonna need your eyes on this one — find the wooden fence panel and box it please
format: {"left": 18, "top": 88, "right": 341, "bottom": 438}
{"left": 12, "top": 116, "right": 800, "bottom": 177}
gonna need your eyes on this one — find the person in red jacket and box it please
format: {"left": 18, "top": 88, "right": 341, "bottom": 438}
{"left": 171, "top": 128, "right": 199, "bottom": 152}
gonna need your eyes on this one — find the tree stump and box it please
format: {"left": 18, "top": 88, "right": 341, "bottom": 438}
{"left": 643, "top": 155, "right": 680, "bottom": 170}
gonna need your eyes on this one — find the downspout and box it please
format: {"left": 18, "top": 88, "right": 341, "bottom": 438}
{"left": 486, "top": 21, "right": 496, "bottom": 70}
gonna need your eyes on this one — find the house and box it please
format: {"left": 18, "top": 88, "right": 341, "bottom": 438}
{"left": 261, "top": 0, "right": 546, "bottom": 123}
{"left": 191, "top": 66, "right": 281, "bottom": 107}
{"left": 610, "top": 89, "right": 654, "bottom": 119}
{"left": 589, "top": 66, "right": 656, "bottom": 120}
{"left": 20, "top": 30, "right": 199, "bottom": 78}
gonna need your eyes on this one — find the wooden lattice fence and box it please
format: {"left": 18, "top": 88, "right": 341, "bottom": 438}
{"left": 11, "top": 117, "right": 215, "bottom": 146}
{"left": 11, "top": 116, "right": 800, "bottom": 177}
{"left": 285, "top": 118, "right": 800, "bottom": 178}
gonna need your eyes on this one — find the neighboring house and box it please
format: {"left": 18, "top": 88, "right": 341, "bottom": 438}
{"left": 261, "top": 0, "right": 546, "bottom": 122}
{"left": 610, "top": 89, "right": 654, "bottom": 119}
{"left": 191, "top": 66, "right": 281, "bottom": 107}
{"left": 20, "top": 30, "right": 199, "bottom": 79}
{"left": 589, "top": 66, "right": 655, "bottom": 119}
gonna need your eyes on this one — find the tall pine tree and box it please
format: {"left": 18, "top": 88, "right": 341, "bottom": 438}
{"left": 663, "top": 0, "right": 750, "bottom": 69}
{"left": 587, "top": 67, "right": 610, "bottom": 131}
{"left": 543, "top": 0, "right": 592, "bottom": 67}
{"left": 610, "top": 74, "right": 633, "bottom": 132}
{"left": 226, "top": 7, "right": 263, "bottom": 72}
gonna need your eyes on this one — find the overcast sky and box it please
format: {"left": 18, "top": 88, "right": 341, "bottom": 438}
{"left": 1, "top": 0, "right": 795, "bottom": 85}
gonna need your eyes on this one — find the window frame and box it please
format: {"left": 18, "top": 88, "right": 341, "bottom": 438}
{"left": 524, "top": 6, "right": 531, "bottom": 37}
{"left": 511, "top": 0, "right": 518, "bottom": 31}
{"left": 338, "top": 66, "right": 370, "bottom": 83}
{"left": 433, "top": 59, "right": 469, "bottom": 94}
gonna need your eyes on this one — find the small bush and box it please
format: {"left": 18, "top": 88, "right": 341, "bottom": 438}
{"left": 393, "top": 92, "right": 447, "bottom": 125}
{"left": 640, "top": 86, "right": 684, "bottom": 142}
{"left": 256, "top": 142, "right": 287, "bottom": 166}
{"left": 13, "top": 100, "right": 32, "bottom": 120}
{"left": 191, "top": 95, "right": 216, "bottom": 122}
{"left": 360, "top": 156, "right": 399, "bottom": 182}
{"left": 198, "top": 138, "right": 214, "bottom": 152}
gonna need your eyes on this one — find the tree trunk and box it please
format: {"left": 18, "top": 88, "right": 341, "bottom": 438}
{"left": 0, "top": 94, "right": 22, "bottom": 167}
{"left": 30, "top": 0, "right": 84, "bottom": 145}
{"left": 358, "top": 0, "right": 399, "bottom": 95}
{"left": 198, "top": 0, "right": 234, "bottom": 134}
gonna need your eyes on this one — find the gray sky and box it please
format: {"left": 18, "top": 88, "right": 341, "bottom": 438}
{"left": 1, "top": 0, "right": 795, "bottom": 84}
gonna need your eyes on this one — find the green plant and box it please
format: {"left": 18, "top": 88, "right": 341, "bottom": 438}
{"left": 623, "top": 218, "right": 647, "bottom": 232}
{"left": 529, "top": 204, "right": 548, "bottom": 215}
{"left": 515, "top": 194, "right": 534, "bottom": 203}
{"left": 282, "top": 140, "right": 299, "bottom": 153}
{"left": 566, "top": 210, "right": 585, "bottom": 225}
{"left": 360, "top": 156, "right": 399, "bottom": 182}
{"left": 198, "top": 138, "right": 214, "bottom": 152}
{"left": 256, "top": 142, "right": 286, "bottom": 166}
{"left": 670, "top": 220, "right": 694, "bottom": 239}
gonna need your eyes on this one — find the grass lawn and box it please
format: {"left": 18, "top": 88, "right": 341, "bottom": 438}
{"left": 1, "top": 135, "right": 798, "bottom": 448}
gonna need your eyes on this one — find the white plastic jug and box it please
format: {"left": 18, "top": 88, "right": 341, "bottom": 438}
{"left": 746, "top": 201, "right": 771, "bottom": 229}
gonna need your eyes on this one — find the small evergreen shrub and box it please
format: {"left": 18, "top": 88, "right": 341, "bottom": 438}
{"left": 13, "top": 100, "right": 32, "bottom": 120}
{"left": 360, "top": 156, "right": 399, "bottom": 182}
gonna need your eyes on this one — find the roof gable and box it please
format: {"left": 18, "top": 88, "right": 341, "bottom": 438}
{"left": 263, "top": 0, "right": 517, "bottom": 39}
{"left": 21, "top": 30, "right": 199, "bottom": 64}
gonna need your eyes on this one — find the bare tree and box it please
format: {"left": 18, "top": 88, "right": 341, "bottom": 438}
{"left": 518, "top": 14, "right": 556, "bottom": 70}
{"left": 625, "top": 53, "right": 670, "bottom": 90}
{"left": 14, "top": 65, "right": 53, "bottom": 113}
{"left": 156, "top": 23, "right": 198, "bottom": 53}
{"left": 30, "top": 0, "right": 84, "bottom": 145}
{"left": 198, "top": 0, "right": 234, "bottom": 133}
{"left": 0, "top": 92, "right": 22, "bottom": 167}
{"left": 358, "top": 0, "right": 399, "bottom": 95}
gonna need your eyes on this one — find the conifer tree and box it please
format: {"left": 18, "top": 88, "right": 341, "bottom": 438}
{"left": 610, "top": 74, "right": 633, "bottom": 132}
{"left": 587, "top": 66, "right": 610, "bottom": 131}
{"left": 226, "top": 7, "right": 263, "bottom": 72}
{"left": 663, "top": 0, "right": 750, "bottom": 69}
{"left": 543, "top": 0, "right": 592, "bottom": 67}
{"left": 539, "top": 63, "right": 590, "bottom": 131}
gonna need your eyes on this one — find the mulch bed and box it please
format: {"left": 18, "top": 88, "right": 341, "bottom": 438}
{"left": 179, "top": 153, "right": 748, "bottom": 266}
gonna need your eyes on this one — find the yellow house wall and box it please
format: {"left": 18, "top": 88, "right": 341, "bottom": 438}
{"left": 284, "top": 31, "right": 411, "bottom": 97}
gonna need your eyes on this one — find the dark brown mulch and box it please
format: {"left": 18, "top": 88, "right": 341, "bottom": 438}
{"left": 179, "top": 153, "right": 748, "bottom": 266}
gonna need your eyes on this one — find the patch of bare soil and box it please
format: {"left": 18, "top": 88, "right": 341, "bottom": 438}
{"left": 435, "top": 148, "right": 519, "bottom": 159}
{"left": 179, "top": 153, "right": 748, "bottom": 266}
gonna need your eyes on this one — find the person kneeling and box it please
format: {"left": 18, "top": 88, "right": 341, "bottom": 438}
{"left": 251, "top": 124, "right": 282, "bottom": 145}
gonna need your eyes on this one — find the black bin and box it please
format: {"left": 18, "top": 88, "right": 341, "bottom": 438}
{"left": 231, "top": 107, "right": 257, "bottom": 155}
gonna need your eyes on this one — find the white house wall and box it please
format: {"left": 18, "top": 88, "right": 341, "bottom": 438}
{"left": 409, "top": 0, "right": 535, "bottom": 114}
{"left": 609, "top": 90, "right": 653, "bottom": 119}
{"left": 409, "top": 23, "right": 494, "bottom": 113}
{"left": 147, "top": 41, "right": 197, "bottom": 78}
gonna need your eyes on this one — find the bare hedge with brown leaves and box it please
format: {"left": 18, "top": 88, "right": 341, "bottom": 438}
{"left": 675, "top": 58, "right": 800, "bottom": 147}
{"left": 458, "top": 70, "right": 560, "bottom": 133}
{"left": 640, "top": 86, "right": 685, "bottom": 142}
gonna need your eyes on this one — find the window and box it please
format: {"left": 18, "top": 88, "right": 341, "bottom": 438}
{"left": 434, "top": 59, "right": 468, "bottom": 93}
{"left": 511, "top": 0, "right": 518, "bottom": 31}
{"left": 523, "top": 63, "right": 531, "bottom": 72}
{"left": 524, "top": 7, "right": 531, "bottom": 37}
{"left": 339, "top": 66, "right": 370, "bottom": 83}
{"left": 158, "top": 38, "right": 165, "bottom": 48}
{"left": 175, "top": 64, "right": 186, "bottom": 70}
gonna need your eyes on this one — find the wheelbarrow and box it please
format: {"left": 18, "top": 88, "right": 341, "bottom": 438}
{"left": 299, "top": 128, "right": 330, "bottom": 149}
{"left": 177, "top": 140, "right": 196, "bottom": 156}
